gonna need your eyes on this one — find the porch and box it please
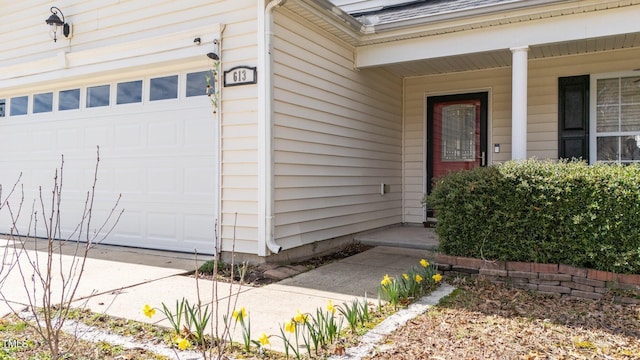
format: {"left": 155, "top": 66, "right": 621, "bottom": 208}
{"left": 355, "top": 224, "right": 439, "bottom": 250}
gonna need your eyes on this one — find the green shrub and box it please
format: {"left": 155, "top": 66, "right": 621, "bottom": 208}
{"left": 425, "top": 159, "right": 640, "bottom": 274}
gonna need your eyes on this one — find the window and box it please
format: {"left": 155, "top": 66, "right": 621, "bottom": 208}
{"left": 150, "top": 75, "right": 178, "bottom": 101}
{"left": 87, "top": 85, "right": 110, "bottom": 108}
{"left": 594, "top": 75, "right": 640, "bottom": 163}
{"left": 33, "top": 92, "right": 53, "bottom": 113}
{"left": 59, "top": 89, "right": 80, "bottom": 111}
{"left": 10, "top": 96, "right": 28, "bottom": 116}
{"left": 117, "top": 80, "right": 142, "bottom": 104}
{"left": 0, "top": 99, "right": 5, "bottom": 117}
{"left": 186, "top": 71, "right": 211, "bottom": 97}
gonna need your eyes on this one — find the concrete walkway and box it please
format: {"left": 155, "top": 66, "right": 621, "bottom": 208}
{"left": 1, "top": 232, "right": 439, "bottom": 355}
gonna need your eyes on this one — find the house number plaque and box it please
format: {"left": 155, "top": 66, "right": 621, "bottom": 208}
{"left": 223, "top": 66, "right": 257, "bottom": 87}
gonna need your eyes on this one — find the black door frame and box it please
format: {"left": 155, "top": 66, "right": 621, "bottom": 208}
{"left": 426, "top": 92, "right": 488, "bottom": 194}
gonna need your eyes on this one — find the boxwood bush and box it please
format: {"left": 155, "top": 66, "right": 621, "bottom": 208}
{"left": 425, "top": 159, "right": 640, "bottom": 274}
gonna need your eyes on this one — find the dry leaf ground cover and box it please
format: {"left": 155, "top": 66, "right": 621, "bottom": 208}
{"left": 367, "top": 278, "right": 640, "bottom": 360}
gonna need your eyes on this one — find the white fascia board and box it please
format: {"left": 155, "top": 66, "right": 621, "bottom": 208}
{"left": 1, "top": 24, "right": 223, "bottom": 90}
{"left": 355, "top": 5, "right": 640, "bottom": 68}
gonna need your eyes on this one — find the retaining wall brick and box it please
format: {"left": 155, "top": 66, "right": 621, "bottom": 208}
{"left": 572, "top": 276, "right": 605, "bottom": 288}
{"left": 594, "top": 287, "right": 609, "bottom": 294}
{"left": 482, "top": 276, "right": 506, "bottom": 285}
{"left": 561, "top": 282, "right": 595, "bottom": 293}
{"left": 538, "top": 285, "right": 571, "bottom": 294}
{"left": 451, "top": 266, "right": 480, "bottom": 274}
{"left": 608, "top": 282, "right": 640, "bottom": 291}
{"left": 539, "top": 273, "right": 572, "bottom": 282}
{"left": 506, "top": 261, "right": 532, "bottom": 272}
{"left": 479, "top": 260, "right": 505, "bottom": 271}
{"left": 456, "top": 257, "right": 484, "bottom": 269}
{"left": 530, "top": 279, "right": 560, "bottom": 286}
{"left": 509, "top": 271, "right": 537, "bottom": 279}
{"left": 513, "top": 282, "right": 538, "bottom": 291}
{"left": 436, "top": 255, "right": 639, "bottom": 304}
{"left": 479, "top": 269, "right": 508, "bottom": 277}
{"left": 619, "top": 274, "right": 640, "bottom": 286}
{"left": 588, "top": 269, "right": 618, "bottom": 282}
{"left": 571, "top": 290, "right": 603, "bottom": 300}
{"left": 558, "top": 264, "right": 588, "bottom": 277}
{"left": 435, "top": 254, "right": 457, "bottom": 266}
{"left": 533, "top": 263, "right": 558, "bottom": 273}
{"left": 614, "top": 297, "right": 640, "bottom": 305}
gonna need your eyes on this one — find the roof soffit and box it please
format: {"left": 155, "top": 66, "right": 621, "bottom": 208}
{"left": 293, "top": 0, "right": 638, "bottom": 46}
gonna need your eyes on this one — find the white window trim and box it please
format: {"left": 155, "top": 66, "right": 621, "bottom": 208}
{"left": 589, "top": 71, "right": 640, "bottom": 164}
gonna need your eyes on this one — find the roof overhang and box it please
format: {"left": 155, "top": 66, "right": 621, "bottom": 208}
{"left": 285, "top": 0, "right": 640, "bottom": 76}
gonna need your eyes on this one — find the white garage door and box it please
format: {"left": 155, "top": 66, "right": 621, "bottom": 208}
{"left": 0, "top": 70, "right": 218, "bottom": 254}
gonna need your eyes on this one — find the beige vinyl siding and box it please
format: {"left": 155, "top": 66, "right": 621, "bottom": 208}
{"left": 1, "top": 0, "right": 261, "bottom": 255}
{"left": 272, "top": 8, "right": 403, "bottom": 250}
{"left": 403, "top": 46, "right": 640, "bottom": 224}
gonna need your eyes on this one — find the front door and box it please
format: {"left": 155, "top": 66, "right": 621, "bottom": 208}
{"left": 426, "top": 92, "right": 488, "bottom": 194}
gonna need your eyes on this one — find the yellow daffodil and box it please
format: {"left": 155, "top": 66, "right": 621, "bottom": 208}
{"left": 294, "top": 309, "right": 307, "bottom": 324}
{"left": 143, "top": 304, "right": 156, "bottom": 318}
{"left": 432, "top": 273, "right": 443, "bottom": 283}
{"left": 327, "top": 299, "right": 335, "bottom": 314}
{"left": 415, "top": 274, "right": 423, "bottom": 283}
{"left": 381, "top": 274, "right": 392, "bottom": 286}
{"left": 402, "top": 273, "right": 409, "bottom": 280}
{"left": 420, "top": 259, "right": 429, "bottom": 268}
{"left": 177, "top": 337, "right": 190, "bottom": 350}
{"left": 259, "top": 332, "right": 270, "bottom": 346}
{"left": 285, "top": 320, "right": 296, "bottom": 333}
{"left": 232, "top": 307, "right": 247, "bottom": 321}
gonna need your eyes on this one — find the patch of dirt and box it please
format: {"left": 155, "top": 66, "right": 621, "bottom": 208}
{"left": 366, "top": 277, "right": 640, "bottom": 360}
{"left": 193, "top": 242, "right": 372, "bottom": 287}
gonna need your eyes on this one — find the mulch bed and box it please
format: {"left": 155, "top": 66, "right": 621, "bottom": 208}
{"left": 192, "top": 242, "right": 372, "bottom": 286}
{"left": 366, "top": 277, "right": 640, "bottom": 359}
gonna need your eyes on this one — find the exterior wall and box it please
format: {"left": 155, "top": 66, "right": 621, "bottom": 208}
{"left": 403, "top": 46, "right": 640, "bottom": 224}
{"left": 0, "top": 0, "right": 261, "bottom": 255}
{"left": 271, "top": 8, "right": 403, "bottom": 251}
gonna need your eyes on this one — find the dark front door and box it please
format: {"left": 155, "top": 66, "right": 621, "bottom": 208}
{"left": 427, "top": 92, "right": 488, "bottom": 194}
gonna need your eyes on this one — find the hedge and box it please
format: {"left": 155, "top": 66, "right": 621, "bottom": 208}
{"left": 425, "top": 160, "right": 640, "bottom": 274}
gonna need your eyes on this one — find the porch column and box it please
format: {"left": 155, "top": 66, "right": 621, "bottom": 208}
{"left": 510, "top": 46, "right": 529, "bottom": 160}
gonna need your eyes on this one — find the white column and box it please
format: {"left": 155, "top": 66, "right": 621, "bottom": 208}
{"left": 510, "top": 46, "right": 529, "bottom": 160}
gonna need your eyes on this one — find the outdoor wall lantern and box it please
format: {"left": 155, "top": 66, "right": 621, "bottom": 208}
{"left": 45, "top": 7, "right": 71, "bottom": 42}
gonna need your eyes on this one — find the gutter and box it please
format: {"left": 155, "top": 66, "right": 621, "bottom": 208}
{"left": 258, "top": 0, "right": 286, "bottom": 255}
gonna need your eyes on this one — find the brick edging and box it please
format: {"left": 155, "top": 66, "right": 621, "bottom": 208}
{"left": 435, "top": 254, "right": 640, "bottom": 304}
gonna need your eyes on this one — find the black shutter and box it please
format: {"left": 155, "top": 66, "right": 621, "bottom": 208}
{"left": 558, "top": 75, "right": 590, "bottom": 160}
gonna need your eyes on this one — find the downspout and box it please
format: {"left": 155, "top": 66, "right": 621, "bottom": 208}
{"left": 258, "top": 0, "right": 286, "bottom": 255}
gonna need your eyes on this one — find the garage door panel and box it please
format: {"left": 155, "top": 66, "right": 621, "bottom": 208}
{"left": 0, "top": 84, "right": 217, "bottom": 254}
{"left": 184, "top": 214, "right": 214, "bottom": 242}
{"left": 115, "top": 124, "right": 143, "bottom": 148}
{"left": 147, "top": 212, "right": 178, "bottom": 240}
{"left": 185, "top": 118, "right": 215, "bottom": 146}
{"left": 85, "top": 126, "right": 114, "bottom": 149}
{"left": 114, "top": 168, "right": 144, "bottom": 192}
{"left": 31, "top": 130, "right": 55, "bottom": 152}
{"left": 185, "top": 167, "right": 215, "bottom": 194}
{"left": 147, "top": 168, "right": 179, "bottom": 193}
{"left": 148, "top": 121, "right": 179, "bottom": 147}
{"left": 57, "top": 129, "right": 82, "bottom": 151}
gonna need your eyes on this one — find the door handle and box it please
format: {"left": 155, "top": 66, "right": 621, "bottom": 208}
{"left": 479, "top": 151, "right": 486, "bottom": 166}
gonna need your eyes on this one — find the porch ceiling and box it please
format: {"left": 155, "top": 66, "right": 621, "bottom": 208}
{"left": 380, "top": 32, "right": 640, "bottom": 77}
{"left": 286, "top": 0, "right": 640, "bottom": 77}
